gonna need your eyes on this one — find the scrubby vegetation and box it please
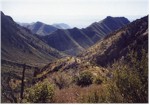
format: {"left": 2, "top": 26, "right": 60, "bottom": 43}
{"left": 79, "top": 49, "right": 148, "bottom": 103}
{"left": 1, "top": 15, "right": 148, "bottom": 103}
{"left": 73, "top": 71, "right": 93, "bottom": 87}
{"left": 52, "top": 73, "right": 71, "bottom": 89}
{"left": 2, "top": 49, "right": 148, "bottom": 103}
{"left": 24, "top": 80, "right": 54, "bottom": 103}
{"left": 48, "top": 50, "right": 145, "bottom": 103}
{"left": 110, "top": 49, "right": 148, "bottom": 102}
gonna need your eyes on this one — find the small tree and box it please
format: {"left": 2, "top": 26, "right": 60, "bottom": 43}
{"left": 53, "top": 74, "right": 70, "bottom": 89}
{"left": 74, "top": 71, "right": 93, "bottom": 87}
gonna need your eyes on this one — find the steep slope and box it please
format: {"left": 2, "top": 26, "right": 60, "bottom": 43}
{"left": 42, "top": 16, "right": 130, "bottom": 55}
{"left": 83, "top": 16, "right": 130, "bottom": 42}
{"left": 2, "top": 15, "right": 147, "bottom": 103}
{"left": 23, "top": 21, "right": 58, "bottom": 36}
{"left": 80, "top": 16, "right": 148, "bottom": 67}
{"left": 42, "top": 29, "right": 85, "bottom": 55}
{"left": 1, "top": 12, "right": 65, "bottom": 66}
{"left": 52, "top": 23, "right": 71, "bottom": 29}
{"left": 31, "top": 18, "right": 148, "bottom": 104}
{"left": 36, "top": 15, "right": 148, "bottom": 81}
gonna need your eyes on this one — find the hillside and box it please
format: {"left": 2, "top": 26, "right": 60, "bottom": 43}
{"left": 1, "top": 12, "right": 65, "bottom": 66}
{"left": 33, "top": 16, "right": 148, "bottom": 103}
{"left": 80, "top": 16, "right": 148, "bottom": 67}
{"left": 42, "top": 16, "right": 130, "bottom": 55}
{"left": 1, "top": 11, "right": 148, "bottom": 103}
{"left": 36, "top": 15, "right": 148, "bottom": 79}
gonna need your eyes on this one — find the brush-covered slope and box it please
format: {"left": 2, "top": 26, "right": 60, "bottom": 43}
{"left": 36, "top": 15, "right": 147, "bottom": 81}
{"left": 2, "top": 15, "right": 147, "bottom": 103}
{"left": 80, "top": 16, "right": 148, "bottom": 67}
{"left": 23, "top": 21, "right": 58, "bottom": 36}
{"left": 1, "top": 12, "right": 65, "bottom": 66}
{"left": 34, "top": 16, "right": 148, "bottom": 103}
{"left": 42, "top": 16, "right": 130, "bottom": 55}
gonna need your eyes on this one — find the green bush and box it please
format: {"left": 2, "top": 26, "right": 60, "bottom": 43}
{"left": 25, "top": 81, "right": 54, "bottom": 103}
{"left": 74, "top": 71, "right": 93, "bottom": 87}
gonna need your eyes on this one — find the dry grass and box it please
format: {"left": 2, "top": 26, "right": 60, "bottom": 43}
{"left": 53, "top": 84, "right": 103, "bottom": 103}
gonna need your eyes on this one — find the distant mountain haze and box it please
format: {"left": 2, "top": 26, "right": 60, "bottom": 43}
{"left": 52, "top": 23, "right": 71, "bottom": 29}
{"left": 42, "top": 16, "right": 130, "bottom": 55}
{"left": 19, "top": 21, "right": 58, "bottom": 36}
{"left": 18, "top": 22, "right": 71, "bottom": 36}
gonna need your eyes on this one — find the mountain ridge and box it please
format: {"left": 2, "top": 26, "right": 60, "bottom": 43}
{"left": 52, "top": 23, "right": 71, "bottom": 29}
{"left": 36, "top": 15, "right": 148, "bottom": 81}
{"left": 23, "top": 21, "right": 58, "bottom": 36}
{"left": 1, "top": 12, "right": 65, "bottom": 66}
{"left": 42, "top": 16, "right": 130, "bottom": 55}
{"left": 79, "top": 15, "right": 148, "bottom": 67}
{"left": 19, "top": 22, "right": 71, "bottom": 36}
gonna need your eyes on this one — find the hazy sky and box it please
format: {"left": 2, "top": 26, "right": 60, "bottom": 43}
{"left": 1, "top": 0, "right": 149, "bottom": 28}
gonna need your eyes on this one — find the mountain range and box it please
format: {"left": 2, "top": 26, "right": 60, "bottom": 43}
{"left": 19, "top": 22, "right": 70, "bottom": 36}
{"left": 80, "top": 16, "right": 148, "bottom": 67}
{"left": 41, "top": 16, "right": 130, "bottom": 55}
{"left": 1, "top": 11, "right": 148, "bottom": 103}
{"left": 1, "top": 12, "right": 65, "bottom": 66}
{"left": 35, "top": 15, "right": 148, "bottom": 84}
{"left": 1, "top": 11, "right": 130, "bottom": 65}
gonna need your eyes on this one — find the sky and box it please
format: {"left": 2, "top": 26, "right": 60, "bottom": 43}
{"left": 1, "top": 0, "right": 149, "bottom": 28}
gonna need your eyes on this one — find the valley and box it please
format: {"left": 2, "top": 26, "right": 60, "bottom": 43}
{"left": 1, "top": 11, "right": 148, "bottom": 103}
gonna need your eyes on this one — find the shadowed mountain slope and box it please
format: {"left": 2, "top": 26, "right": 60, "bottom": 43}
{"left": 1, "top": 12, "right": 65, "bottom": 66}
{"left": 42, "top": 16, "right": 130, "bottom": 55}
{"left": 36, "top": 16, "right": 148, "bottom": 81}
{"left": 20, "top": 22, "right": 71, "bottom": 36}
{"left": 34, "top": 16, "right": 148, "bottom": 104}
{"left": 80, "top": 16, "right": 148, "bottom": 67}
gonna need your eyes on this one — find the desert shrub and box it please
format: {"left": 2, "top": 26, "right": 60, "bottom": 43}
{"left": 93, "top": 76, "right": 103, "bottom": 85}
{"left": 79, "top": 49, "right": 148, "bottom": 103}
{"left": 74, "top": 71, "right": 93, "bottom": 87}
{"left": 110, "top": 49, "right": 148, "bottom": 103}
{"left": 52, "top": 73, "right": 71, "bottom": 89}
{"left": 25, "top": 80, "right": 54, "bottom": 103}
